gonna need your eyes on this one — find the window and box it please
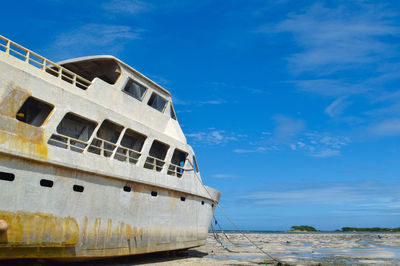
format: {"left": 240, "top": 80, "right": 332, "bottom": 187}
{"left": 180, "top": 196, "right": 186, "bottom": 202}
{"left": 89, "top": 120, "right": 123, "bottom": 157}
{"left": 147, "top": 93, "right": 167, "bottom": 113}
{"left": 0, "top": 172, "right": 15, "bottom": 182}
{"left": 168, "top": 149, "right": 187, "bottom": 177}
{"left": 73, "top": 185, "right": 84, "bottom": 192}
{"left": 40, "top": 179, "right": 54, "bottom": 188}
{"left": 193, "top": 156, "right": 199, "bottom": 173}
{"left": 144, "top": 140, "right": 169, "bottom": 172}
{"left": 123, "top": 186, "right": 131, "bottom": 192}
{"left": 123, "top": 78, "right": 147, "bottom": 101}
{"left": 151, "top": 191, "right": 158, "bottom": 197}
{"left": 61, "top": 58, "right": 121, "bottom": 85}
{"left": 48, "top": 113, "right": 97, "bottom": 153}
{"left": 16, "top": 97, "right": 54, "bottom": 127}
{"left": 170, "top": 104, "right": 177, "bottom": 120}
{"left": 115, "top": 129, "right": 147, "bottom": 164}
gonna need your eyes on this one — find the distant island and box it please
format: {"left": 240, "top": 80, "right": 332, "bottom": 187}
{"left": 288, "top": 225, "right": 400, "bottom": 233}
{"left": 289, "top": 225, "right": 317, "bottom": 232}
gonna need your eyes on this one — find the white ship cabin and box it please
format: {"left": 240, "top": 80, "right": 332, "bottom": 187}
{"left": 0, "top": 43, "right": 201, "bottom": 181}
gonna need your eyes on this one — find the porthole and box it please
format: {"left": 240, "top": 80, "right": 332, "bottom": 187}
{"left": 73, "top": 185, "right": 84, "bottom": 192}
{"left": 151, "top": 191, "right": 158, "bottom": 197}
{"left": 40, "top": 179, "right": 53, "bottom": 188}
{"left": 201, "top": 201, "right": 205, "bottom": 205}
{"left": 180, "top": 196, "right": 186, "bottom": 202}
{"left": 0, "top": 172, "right": 15, "bottom": 182}
{"left": 123, "top": 186, "right": 131, "bottom": 192}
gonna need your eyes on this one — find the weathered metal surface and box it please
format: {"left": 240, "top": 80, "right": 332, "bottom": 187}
{"left": 0, "top": 36, "right": 220, "bottom": 259}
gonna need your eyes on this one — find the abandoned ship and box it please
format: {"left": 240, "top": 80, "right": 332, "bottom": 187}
{"left": 0, "top": 35, "right": 220, "bottom": 259}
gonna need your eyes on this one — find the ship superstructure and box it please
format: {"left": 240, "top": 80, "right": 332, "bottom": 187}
{"left": 0, "top": 35, "right": 220, "bottom": 259}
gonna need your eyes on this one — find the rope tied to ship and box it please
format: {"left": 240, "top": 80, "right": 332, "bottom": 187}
{"left": 185, "top": 159, "right": 283, "bottom": 265}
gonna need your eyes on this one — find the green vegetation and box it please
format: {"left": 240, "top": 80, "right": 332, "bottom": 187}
{"left": 341, "top": 227, "right": 400, "bottom": 232}
{"left": 291, "top": 225, "right": 317, "bottom": 232}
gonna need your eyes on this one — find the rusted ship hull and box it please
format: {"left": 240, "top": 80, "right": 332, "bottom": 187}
{"left": 0, "top": 36, "right": 220, "bottom": 259}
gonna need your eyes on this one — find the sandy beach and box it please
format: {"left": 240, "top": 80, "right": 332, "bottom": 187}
{"left": 4, "top": 232, "right": 400, "bottom": 265}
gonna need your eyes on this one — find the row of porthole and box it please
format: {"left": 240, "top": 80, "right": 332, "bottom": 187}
{"left": 0, "top": 171, "right": 213, "bottom": 206}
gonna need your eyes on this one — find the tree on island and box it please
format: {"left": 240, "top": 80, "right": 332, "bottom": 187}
{"left": 291, "top": 225, "right": 317, "bottom": 232}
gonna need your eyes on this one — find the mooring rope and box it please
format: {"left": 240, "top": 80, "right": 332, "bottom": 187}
{"left": 186, "top": 159, "right": 283, "bottom": 264}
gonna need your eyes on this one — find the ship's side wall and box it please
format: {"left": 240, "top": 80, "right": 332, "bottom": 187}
{"left": 0, "top": 50, "right": 219, "bottom": 258}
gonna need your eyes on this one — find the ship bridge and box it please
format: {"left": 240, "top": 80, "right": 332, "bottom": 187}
{"left": 58, "top": 55, "right": 185, "bottom": 144}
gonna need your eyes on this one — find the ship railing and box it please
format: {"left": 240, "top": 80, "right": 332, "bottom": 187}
{"left": 48, "top": 133, "right": 88, "bottom": 153}
{"left": 0, "top": 35, "right": 91, "bottom": 90}
{"left": 88, "top": 137, "right": 118, "bottom": 157}
{"left": 167, "top": 163, "right": 184, "bottom": 178}
{"left": 144, "top": 156, "right": 165, "bottom": 172}
{"left": 114, "top": 146, "right": 141, "bottom": 164}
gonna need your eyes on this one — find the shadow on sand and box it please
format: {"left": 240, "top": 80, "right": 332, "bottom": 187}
{"left": 0, "top": 249, "right": 209, "bottom": 266}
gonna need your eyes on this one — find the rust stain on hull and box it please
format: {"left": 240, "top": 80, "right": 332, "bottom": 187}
{"left": 0, "top": 86, "right": 48, "bottom": 158}
{"left": 0, "top": 210, "right": 78, "bottom": 246}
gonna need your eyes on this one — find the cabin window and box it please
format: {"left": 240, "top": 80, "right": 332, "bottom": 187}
{"left": 193, "top": 156, "right": 199, "bottom": 173}
{"left": 170, "top": 104, "right": 177, "bottom": 120}
{"left": 16, "top": 97, "right": 54, "bottom": 127}
{"left": 151, "top": 191, "right": 158, "bottom": 197}
{"left": 115, "top": 129, "right": 146, "bottom": 164}
{"left": 144, "top": 140, "right": 169, "bottom": 172}
{"left": 48, "top": 113, "right": 97, "bottom": 153}
{"left": 168, "top": 149, "right": 187, "bottom": 177}
{"left": 147, "top": 93, "right": 167, "bottom": 113}
{"left": 180, "top": 196, "right": 186, "bottom": 202}
{"left": 123, "top": 185, "right": 131, "bottom": 192}
{"left": 89, "top": 120, "right": 123, "bottom": 157}
{"left": 123, "top": 78, "right": 147, "bottom": 101}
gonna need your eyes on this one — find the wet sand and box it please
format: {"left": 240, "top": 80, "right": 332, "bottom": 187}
{"left": 3, "top": 233, "right": 400, "bottom": 265}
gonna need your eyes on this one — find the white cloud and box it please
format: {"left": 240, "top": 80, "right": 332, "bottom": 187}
{"left": 369, "top": 119, "right": 400, "bottom": 136}
{"left": 173, "top": 97, "right": 225, "bottom": 106}
{"left": 272, "top": 114, "right": 305, "bottom": 142}
{"left": 102, "top": 0, "right": 152, "bottom": 14}
{"left": 48, "top": 24, "right": 142, "bottom": 59}
{"left": 324, "top": 96, "right": 350, "bottom": 117}
{"left": 238, "top": 181, "right": 400, "bottom": 212}
{"left": 187, "top": 130, "right": 241, "bottom": 145}
{"left": 211, "top": 174, "right": 239, "bottom": 179}
{"left": 263, "top": 2, "right": 399, "bottom": 74}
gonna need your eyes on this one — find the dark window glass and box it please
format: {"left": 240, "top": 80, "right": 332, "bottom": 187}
{"left": 0, "top": 172, "right": 15, "bottom": 182}
{"left": 16, "top": 97, "right": 54, "bottom": 127}
{"left": 123, "top": 78, "right": 147, "bottom": 101}
{"left": 147, "top": 93, "right": 167, "bottom": 112}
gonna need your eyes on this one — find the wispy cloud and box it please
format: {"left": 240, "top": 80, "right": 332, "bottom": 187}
{"left": 324, "top": 96, "right": 350, "bottom": 117}
{"left": 293, "top": 132, "right": 350, "bottom": 157}
{"left": 211, "top": 174, "right": 239, "bottom": 179}
{"left": 233, "top": 115, "right": 349, "bottom": 157}
{"left": 173, "top": 97, "right": 226, "bottom": 106}
{"left": 238, "top": 181, "right": 400, "bottom": 214}
{"left": 369, "top": 119, "right": 400, "bottom": 136}
{"left": 47, "top": 24, "right": 142, "bottom": 59}
{"left": 272, "top": 114, "right": 305, "bottom": 142}
{"left": 102, "top": 0, "right": 153, "bottom": 15}
{"left": 262, "top": 2, "right": 399, "bottom": 75}
{"left": 187, "top": 129, "right": 242, "bottom": 145}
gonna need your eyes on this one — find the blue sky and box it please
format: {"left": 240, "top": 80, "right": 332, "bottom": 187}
{"left": 3, "top": 0, "right": 400, "bottom": 230}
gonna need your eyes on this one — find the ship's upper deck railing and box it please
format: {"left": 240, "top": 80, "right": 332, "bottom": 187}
{"left": 0, "top": 35, "right": 91, "bottom": 90}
